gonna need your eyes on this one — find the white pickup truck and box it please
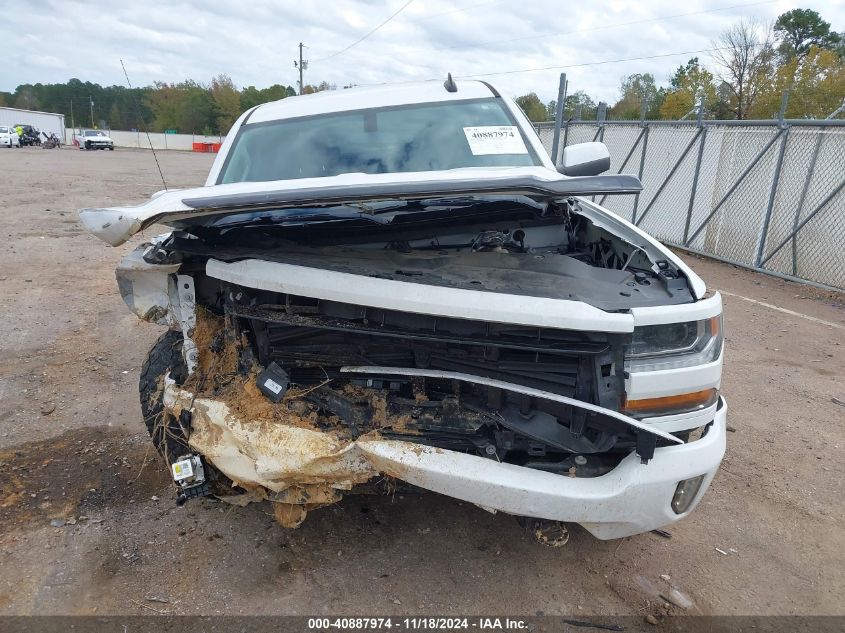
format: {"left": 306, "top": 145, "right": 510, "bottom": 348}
{"left": 75, "top": 129, "right": 115, "bottom": 150}
{"left": 79, "top": 78, "right": 726, "bottom": 542}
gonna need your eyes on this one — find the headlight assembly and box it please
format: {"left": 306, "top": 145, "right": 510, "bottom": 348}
{"left": 625, "top": 315, "right": 723, "bottom": 373}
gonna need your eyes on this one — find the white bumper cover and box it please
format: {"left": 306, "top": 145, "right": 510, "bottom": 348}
{"left": 358, "top": 397, "right": 727, "bottom": 540}
{"left": 171, "top": 376, "right": 727, "bottom": 540}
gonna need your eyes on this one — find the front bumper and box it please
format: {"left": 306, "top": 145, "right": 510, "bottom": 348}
{"left": 359, "top": 397, "right": 727, "bottom": 539}
{"left": 166, "top": 380, "right": 727, "bottom": 540}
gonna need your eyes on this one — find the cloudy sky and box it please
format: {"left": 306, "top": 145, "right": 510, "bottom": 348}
{"left": 2, "top": 0, "right": 843, "bottom": 103}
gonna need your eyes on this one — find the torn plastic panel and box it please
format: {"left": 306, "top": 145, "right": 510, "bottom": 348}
{"left": 340, "top": 366, "right": 682, "bottom": 462}
{"left": 159, "top": 377, "right": 725, "bottom": 540}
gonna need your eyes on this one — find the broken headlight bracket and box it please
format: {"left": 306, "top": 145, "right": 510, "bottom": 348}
{"left": 171, "top": 454, "right": 210, "bottom": 505}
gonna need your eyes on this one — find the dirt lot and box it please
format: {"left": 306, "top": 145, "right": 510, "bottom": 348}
{"left": 0, "top": 147, "right": 843, "bottom": 619}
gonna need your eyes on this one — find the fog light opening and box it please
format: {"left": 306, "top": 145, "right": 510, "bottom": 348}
{"left": 671, "top": 475, "right": 705, "bottom": 514}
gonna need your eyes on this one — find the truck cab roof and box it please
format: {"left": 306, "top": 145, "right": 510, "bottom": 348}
{"left": 247, "top": 79, "right": 499, "bottom": 125}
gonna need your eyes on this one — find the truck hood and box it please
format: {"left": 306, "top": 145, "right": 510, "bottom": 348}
{"left": 79, "top": 166, "right": 705, "bottom": 298}
{"left": 79, "top": 167, "right": 638, "bottom": 245}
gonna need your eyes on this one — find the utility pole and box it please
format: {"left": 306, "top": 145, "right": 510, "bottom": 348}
{"left": 70, "top": 99, "right": 75, "bottom": 133}
{"left": 294, "top": 43, "right": 308, "bottom": 95}
{"left": 89, "top": 95, "right": 95, "bottom": 128}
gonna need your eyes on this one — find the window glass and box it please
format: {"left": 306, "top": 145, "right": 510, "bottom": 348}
{"left": 220, "top": 98, "right": 540, "bottom": 184}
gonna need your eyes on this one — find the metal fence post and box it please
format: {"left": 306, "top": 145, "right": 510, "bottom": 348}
{"left": 597, "top": 102, "right": 607, "bottom": 142}
{"left": 683, "top": 96, "right": 707, "bottom": 243}
{"left": 631, "top": 124, "right": 650, "bottom": 224}
{"left": 550, "top": 73, "right": 567, "bottom": 166}
{"left": 755, "top": 92, "right": 790, "bottom": 267}
{"left": 591, "top": 103, "right": 608, "bottom": 201}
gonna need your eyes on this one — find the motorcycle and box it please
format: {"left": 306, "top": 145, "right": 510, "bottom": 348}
{"left": 41, "top": 131, "right": 62, "bottom": 149}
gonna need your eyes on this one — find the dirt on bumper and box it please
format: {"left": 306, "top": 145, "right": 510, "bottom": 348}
{"left": 162, "top": 379, "right": 727, "bottom": 538}
{"left": 163, "top": 382, "right": 437, "bottom": 527}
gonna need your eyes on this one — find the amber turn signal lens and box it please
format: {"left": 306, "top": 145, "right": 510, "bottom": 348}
{"left": 622, "top": 388, "right": 718, "bottom": 416}
{"left": 709, "top": 316, "right": 721, "bottom": 338}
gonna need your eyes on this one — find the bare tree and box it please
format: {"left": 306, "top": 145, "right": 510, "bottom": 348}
{"left": 711, "top": 19, "right": 775, "bottom": 119}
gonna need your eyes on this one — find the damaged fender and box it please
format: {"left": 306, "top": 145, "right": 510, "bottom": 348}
{"left": 115, "top": 247, "right": 181, "bottom": 326}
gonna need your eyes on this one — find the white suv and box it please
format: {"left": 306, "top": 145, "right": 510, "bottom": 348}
{"left": 79, "top": 78, "right": 726, "bottom": 541}
{"left": 0, "top": 126, "right": 20, "bottom": 148}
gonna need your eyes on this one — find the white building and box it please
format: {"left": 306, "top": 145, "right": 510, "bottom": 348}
{"left": 0, "top": 107, "right": 66, "bottom": 141}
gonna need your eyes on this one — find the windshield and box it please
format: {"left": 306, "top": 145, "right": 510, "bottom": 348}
{"left": 219, "top": 98, "right": 541, "bottom": 184}
{"left": 85, "top": 131, "right": 105, "bottom": 137}
{"left": 0, "top": 127, "right": 8, "bottom": 133}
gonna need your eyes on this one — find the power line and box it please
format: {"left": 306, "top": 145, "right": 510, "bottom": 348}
{"left": 455, "top": 47, "right": 730, "bottom": 78}
{"left": 313, "top": 0, "right": 417, "bottom": 62}
{"left": 354, "top": 46, "right": 730, "bottom": 87}
{"left": 438, "top": 0, "right": 777, "bottom": 51}
{"left": 307, "top": 0, "right": 501, "bottom": 59}
{"left": 332, "top": 0, "right": 774, "bottom": 60}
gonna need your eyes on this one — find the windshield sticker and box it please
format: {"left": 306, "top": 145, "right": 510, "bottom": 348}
{"left": 463, "top": 126, "right": 528, "bottom": 155}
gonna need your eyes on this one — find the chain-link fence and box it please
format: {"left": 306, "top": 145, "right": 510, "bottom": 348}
{"left": 534, "top": 119, "right": 845, "bottom": 291}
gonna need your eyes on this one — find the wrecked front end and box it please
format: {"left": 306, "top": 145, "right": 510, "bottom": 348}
{"left": 109, "top": 189, "right": 726, "bottom": 540}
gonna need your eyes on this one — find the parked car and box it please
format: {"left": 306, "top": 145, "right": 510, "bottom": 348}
{"left": 76, "top": 129, "right": 114, "bottom": 150}
{"left": 0, "top": 126, "right": 20, "bottom": 147}
{"left": 79, "top": 78, "right": 726, "bottom": 542}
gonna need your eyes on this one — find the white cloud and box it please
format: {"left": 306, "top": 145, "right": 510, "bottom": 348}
{"left": 1, "top": 0, "right": 843, "bottom": 106}
{"left": 24, "top": 54, "right": 67, "bottom": 69}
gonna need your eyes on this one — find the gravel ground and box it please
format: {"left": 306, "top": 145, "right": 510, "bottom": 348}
{"left": 0, "top": 147, "right": 843, "bottom": 619}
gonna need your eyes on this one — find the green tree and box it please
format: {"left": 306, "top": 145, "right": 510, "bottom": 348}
{"left": 210, "top": 74, "right": 241, "bottom": 133}
{"left": 14, "top": 86, "right": 40, "bottom": 110}
{"left": 835, "top": 32, "right": 845, "bottom": 58}
{"left": 145, "top": 81, "right": 187, "bottom": 131}
{"left": 545, "top": 99, "right": 556, "bottom": 121}
{"left": 240, "top": 85, "right": 263, "bottom": 110}
{"left": 108, "top": 103, "right": 122, "bottom": 129}
{"left": 749, "top": 45, "right": 845, "bottom": 118}
{"left": 514, "top": 92, "right": 548, "bottom": 122}
{"left": 774, "top": 9, "right": 842, "bottom": 61}
{"left": 302, "top": 81, "right": 336, "bottom": 94}
{"left": 610, "top": 74, "right": 663, "bottom": 119}
{"left": 660, "top": 58, "right": 718, "bottom": 119}
{"left": 562, "top": 91, "right": 597, "bottom": 120}
{"left": 179, "top": 84, "right": 214, "bottom": 134}
{"left": 241, "top": 84, "right": 295, "bottom": 110}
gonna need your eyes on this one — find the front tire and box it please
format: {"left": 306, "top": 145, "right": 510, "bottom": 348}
{"left": 139, "top": 330, "right": 232, "bottom": 495}
{"left": 139, "top": 330, "right": 191, "bottom": 462}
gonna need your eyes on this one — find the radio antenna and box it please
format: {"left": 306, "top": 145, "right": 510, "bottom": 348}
{"left": 120, "top": 59, "right": 167, "bottom": 190}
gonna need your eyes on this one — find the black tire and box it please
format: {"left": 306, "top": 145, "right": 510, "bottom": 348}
{"left": 139, "top": 330, "right": 233, "bottom": 495}
{"left": 139, "top": 330, "right": 191, "bottom": 462}
{"left": 108, "top": 146, "right": 114, "bottom": 151}
{"left": 85, "top": 141, "right": 91, "bottom": 150}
